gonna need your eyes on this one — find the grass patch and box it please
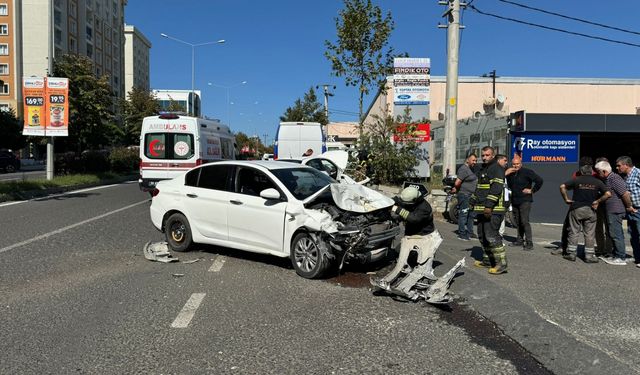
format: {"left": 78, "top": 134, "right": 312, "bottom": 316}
{"left": 0, "top": 172, "right": 128, "bottom": 200}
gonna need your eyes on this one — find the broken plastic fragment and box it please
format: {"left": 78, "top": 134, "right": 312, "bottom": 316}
{"left": 143, "top": 241, "right": 178, "bottom": 263}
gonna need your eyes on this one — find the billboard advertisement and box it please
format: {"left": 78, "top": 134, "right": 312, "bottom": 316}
{"left": 393, "top": 57, "right": 430, "bottom": 105}
{"left": 512, "top": 134, "right": 578, "bottom": 163}
{"left": 22, "top": 77, "right": 47, "bottom": 136}
{"left": 45, "top": 77, "right": 69, "bottom": 136}
{"left": 393, "top": 123, "right": 431, "bottom": 143}
{"left": 22, "top": 77, "right": 69, "bottom": 137}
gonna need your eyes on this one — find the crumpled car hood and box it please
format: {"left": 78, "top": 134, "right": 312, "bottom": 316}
{"left": 302, "top": 183, "right": 394, "bottom": 213}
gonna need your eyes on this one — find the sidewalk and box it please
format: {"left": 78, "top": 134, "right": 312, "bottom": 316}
{"left": 433, "top": 218, "right": 640, "bottom": 375}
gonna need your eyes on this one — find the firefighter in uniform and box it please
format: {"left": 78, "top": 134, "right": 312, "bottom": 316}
{"left": 471, "top": 147, "right": 508, "bottom": 274}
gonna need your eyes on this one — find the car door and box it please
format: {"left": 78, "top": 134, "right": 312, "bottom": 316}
{"left": 227, "top": 166, "right": 287, "bottom": 253}
{"left": 181, "top": 164, "right": 232, "bottom": 240}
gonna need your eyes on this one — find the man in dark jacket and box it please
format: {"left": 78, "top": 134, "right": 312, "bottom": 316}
{"left": 506, "top": 155, "right": 544, "bottom": 250}
{"left": 471, "top": 146, "right": 508, "bottom": 274}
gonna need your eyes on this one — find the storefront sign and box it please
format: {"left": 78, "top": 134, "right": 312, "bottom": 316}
{"left": 393, "top": 58, "right": 430, "bottom": 105}
{"left": 22, "top": 77, "right": 69, "bottom": 137}
{"left": 513, "top": 134, "right": 578, "bottom": 163}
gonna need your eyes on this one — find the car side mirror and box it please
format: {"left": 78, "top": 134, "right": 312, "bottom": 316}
{"left": 260, "top": 188, "right": 281, "bottom": 200}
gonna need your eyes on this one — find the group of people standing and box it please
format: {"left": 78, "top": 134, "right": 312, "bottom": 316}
{"left": 451, "top": 146, "right": 543, "bottom": 275}
{"left": 557, "top": 156, "right": 640, "bottom": 266}
{"left": 451, "top": 147, "right": 640, "bottom": 274}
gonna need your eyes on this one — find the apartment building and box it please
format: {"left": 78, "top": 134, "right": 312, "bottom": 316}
{"left": 19, "top": 0, "right": 127, "bottom": 114}
{"left": 0, "top": 0, "right": 22, "bottom": 112}
{"left": 123, "top": 24, "right": 150, "bottom": 95}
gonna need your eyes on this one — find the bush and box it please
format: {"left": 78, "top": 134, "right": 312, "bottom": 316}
{"left": 109, "top": 147, "right": 139, "bottom": 173}
{"left": 81, "top": 150, "right": 110, "bottom": 173}
{"left": 54, "top": 152, "right": 83, "bottom": 175}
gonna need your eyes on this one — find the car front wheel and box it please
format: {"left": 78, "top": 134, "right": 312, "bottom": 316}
{"left": 290, "top": 232, "right": 331, "bottom": 279}
{"left": 164, "top": 213, "right": 193, "bottom": 252}
{"left": 5, "top": 164, "right": 15, "bottom": 173}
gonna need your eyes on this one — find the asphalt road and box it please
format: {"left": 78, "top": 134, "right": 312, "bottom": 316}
{"left": 0, "top": 183, "right": 548, "bottom": 374}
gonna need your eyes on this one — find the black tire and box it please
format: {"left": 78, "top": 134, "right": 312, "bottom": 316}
{"left": 290, "top": 232, "right": 331, "bottom": 279}
{"left": 448, "top": 198, "right": 459, "bottom": 224}
{"left": 5, "top": 164, "right": 15, "bottom": 173}
{"left": 164, "top": 213, "right": 193, "bottom": 252}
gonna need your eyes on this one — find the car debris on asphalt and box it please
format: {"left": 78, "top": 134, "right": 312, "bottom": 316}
{"left": 143, "top": 241, "right": 178, "bottom": 263}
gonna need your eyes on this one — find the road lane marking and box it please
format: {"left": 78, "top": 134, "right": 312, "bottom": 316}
{"left": 208, "top": 256, "right": 226, "bottom": 272}
{"left": 0, "top": 181, "right": 138, "bottom": 208}
{"left": 0, "top": 200, "right": 148, "bottom": 254}
{"left": 171, "top": 293, "right": 206, "bottom": 328}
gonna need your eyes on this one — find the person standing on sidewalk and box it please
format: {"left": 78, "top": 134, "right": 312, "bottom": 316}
{"left": 506, "top": 155, "right": 544, "bottom": 250}
{"left": 471, "top": 147, "right": 508, "bottom": 274}
{"left": 615, "top": 156, "right": 640, "bottom": 267}
{"left": 594, "top": 157, "right": 613, "bottom": 258}
{"left": 559, "top": 164, "right": 611, "bottom": 263}
{"left": 595, "top": 160, "right": 633, "bottom": 265}
{"left": 452, "top": 153, "right": 478, "bottom": 241}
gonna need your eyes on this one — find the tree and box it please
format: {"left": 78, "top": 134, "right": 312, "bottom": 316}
{"left": 358, "top": 107, "right": 421, "bottom": 184}
{"left": 0, "top": 107, "right": 26, "bottom": 151}
{"left": 121, "top": 86, "right": 160, "bottom": 145}
{"left": 325, "top": 0, "right": 396, "bottom": 125}
{"left": 280, "top": 87, "right": 328, "bottom": 125}
{"left": 53, "top": 54, "right": 117, "bottom": 151}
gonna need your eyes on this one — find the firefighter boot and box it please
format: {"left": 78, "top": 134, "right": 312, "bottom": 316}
{"left": 488, "top": 246, "right": 508, "bottom": 275}
{"left": 474, "top": 247, "right": 492, "bottom": 268}
{"left": 563, "top": 245, "right": 577, "bottom": 262}
{"left": 584, "top": 247, "right": 599, "bottom": 263}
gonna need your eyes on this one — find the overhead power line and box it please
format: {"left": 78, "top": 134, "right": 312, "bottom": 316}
{"left": 469, "top": 5, "right": 640, "bottom": 48}
{"left": 497, "top": 0, "right": 640, "bottom": 36}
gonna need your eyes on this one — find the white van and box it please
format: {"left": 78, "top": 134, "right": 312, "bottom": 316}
{"left": 274, "top": 122, "right": 326, "bottom": 159}
{"left": 139, "top": 113, "right": 235, "bottom": 191}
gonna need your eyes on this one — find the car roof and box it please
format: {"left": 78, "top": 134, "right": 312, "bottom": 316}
{"left": 211, "top": 160, "right": 310, "bottom": 170}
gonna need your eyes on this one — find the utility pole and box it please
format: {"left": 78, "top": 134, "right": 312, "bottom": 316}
{"left": 316, "top": 84, "right": 336, "bottom": 122}
{"left": 482, "top": 69, "right": 498, "bottom": 109}
{"left": 262, "top": 133, "right": 268, "bottom": 146}
{"left": 439, "top": 0, "right": 465, "bottom": 177}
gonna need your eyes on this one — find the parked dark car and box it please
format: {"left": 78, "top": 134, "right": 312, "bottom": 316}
{"left": 0, "top": 151, "right": 21, "bottom": 173}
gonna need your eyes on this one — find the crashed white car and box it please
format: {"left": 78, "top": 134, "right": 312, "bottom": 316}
{"left": 149, "top": 160, "right": 400, "bottom": 278}
{"left": 277, "top": 150, "right": 370, "bottom": 185}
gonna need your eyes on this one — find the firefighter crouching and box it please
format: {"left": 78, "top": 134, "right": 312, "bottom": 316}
{"left": 471, "top": 148, "right": 508, "bottom": 274}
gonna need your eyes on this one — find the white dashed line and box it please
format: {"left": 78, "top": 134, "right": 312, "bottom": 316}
{"left": 171, "top": 293, "right": 206, "bottom": 328}
{"left": 0, "top": 200, "right": 148, "bottom": 254}
{"left": 208, "top": 256, "right": 227, "bottom": 272}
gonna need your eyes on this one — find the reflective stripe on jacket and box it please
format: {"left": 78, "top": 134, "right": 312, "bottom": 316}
{"left": 472, "top": 159, "right": 506, "bottom": 213}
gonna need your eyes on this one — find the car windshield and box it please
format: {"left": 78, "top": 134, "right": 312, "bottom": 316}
{"left": 271, "top": 167, "right": 335, "bottom": 200}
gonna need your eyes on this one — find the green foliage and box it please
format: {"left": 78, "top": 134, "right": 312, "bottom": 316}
{"left": 0, "top": 107, "right": 26, "bottom": 150}
{"left": 0, "top": 173, "right": 121, "bottom": 201}
{"left": 235, "top": 131, "right": 270, "bottom": 158}
{"left": 54, "top": 150, "right": 110, "bottom": 174}
{"left": 53, "top": 54, "right": 116, "bottom": 151}
{"left": 121, "top": 87, "right": 159, "bottom": 145}
{"left": 358, "top": 108, "right": 423, "bottom": 184}
{"left": 280, "top": 87, "right": 328, "bottom": 125}
{"left": 165, "top": 98, "right": 186, "bottom": 113}
{"left": 325, "top": 0, "right": 396, "bottom": 123}
{"left": 108, "top": 147, "right": 139, "bottom": 173}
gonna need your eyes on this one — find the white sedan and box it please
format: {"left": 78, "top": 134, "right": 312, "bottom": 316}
{"left": 149, "top": 160, "right": 400, "bottom": 279}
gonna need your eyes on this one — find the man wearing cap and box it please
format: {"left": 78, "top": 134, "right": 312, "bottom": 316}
{"left": 471, "top": 146, "right": 508, "bottom": 274}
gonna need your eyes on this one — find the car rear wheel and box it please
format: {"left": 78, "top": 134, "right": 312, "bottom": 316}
{"left": 290, "top": 232, "right": 330, "bottom": 279}
{"left": 164, "top": 213, "right": 193, "bottom": 252}
{"left": 5, "top": 164, "right": 15, "bottom": 173}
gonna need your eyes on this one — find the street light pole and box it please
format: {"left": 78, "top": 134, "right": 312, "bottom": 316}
{"left": 160, "top": 33, "right": 225, "bottom": 116}
{"left": 208, "top": 81, "right": 247, "bottom": 125}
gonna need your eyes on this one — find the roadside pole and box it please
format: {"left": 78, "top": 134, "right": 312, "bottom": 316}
{"left": 440, "top": 0, "right": 464, "bottom": 177}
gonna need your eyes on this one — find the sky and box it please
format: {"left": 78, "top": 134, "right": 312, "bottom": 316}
{"left": 125, "top": 0, "right": 640, "bottom": 144}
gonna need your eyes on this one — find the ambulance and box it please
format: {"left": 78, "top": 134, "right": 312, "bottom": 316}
{"left": 139, "top": 113, "right": 235, "bottom": 191}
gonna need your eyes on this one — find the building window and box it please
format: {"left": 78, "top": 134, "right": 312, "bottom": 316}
{"left": 87, "top": 43, "right": 93, "bottom": 58}
{"left": 69, "top": 1, "right": 77, "bottom": 17}
{"left": 54, "top": 9, "right": 62, "bottom": 25}
{"left": 54, "top": 0, "right": 62, "bottom": 8}
{"left": 0, "top": 24, "right": 7, "bottom": 35}
{"left": 69, "top": 37, "right": 77, "bottom": 53}
{"left": 0, "top": 63, "right": 7, "bottom": 75}
{"left": 0, "top": 83, "right": 8, "bottom": 95}
{"left": 86, "top": 26, "right": 93, "bottom": 41}
{"left": 54, "top": 29, "right": 62, "bottom": 46}
{"left": 70, "top": 20, "right": 77, "bottom": 35}
{"left": 0, "top": 44, "right": 7, "bottom": 55}
{"left": 0, "top": 4, "right": 7, "bottom": 16}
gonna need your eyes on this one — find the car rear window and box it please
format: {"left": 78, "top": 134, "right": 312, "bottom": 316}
{"left": 144, "top": 133, "right": 194, "bottom": 160}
